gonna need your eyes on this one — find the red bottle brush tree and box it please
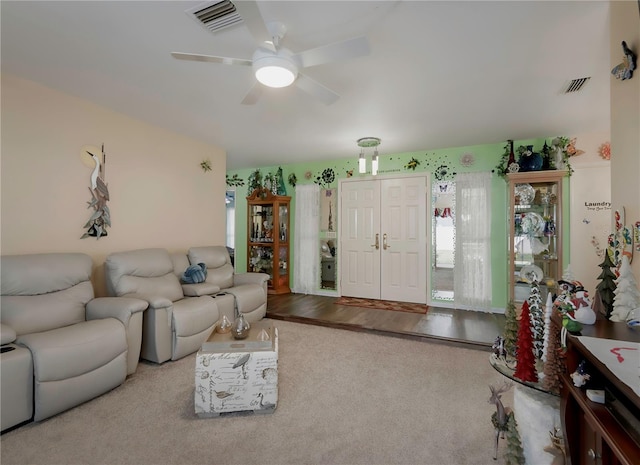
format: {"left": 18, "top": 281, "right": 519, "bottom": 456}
{"left": 514, "top": 301, "right": 538, "bottom": 383}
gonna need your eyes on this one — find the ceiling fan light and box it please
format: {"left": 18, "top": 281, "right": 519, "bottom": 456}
{"left": 255, "top": 65, "right": 296, "bottom": 87}
{"left": 253, "top": 53, "right": 298, "bottom": 88}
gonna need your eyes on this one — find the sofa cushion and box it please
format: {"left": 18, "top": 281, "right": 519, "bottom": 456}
{"left": 1, "top": 253, "right": 92, "bottom": 296}
{"left": 171, "top": 297, "right": 218, "bottom": 337}
{"left": 225, "top": 284, "right": 267, "bottom": 314}
{"left": 0, "top": 324, "right": 17, "bottom": 345}
{"left": 105, "top": 248, "right": 183, "bottom": 302}
{"left": 188, "top": 246, "right": 234, "bottom": 289}
{"left": 1, "top": 282, "right": 94, "bottom": 337}
{"left": 17, "top": 318, "right": 126, "bottom": 382}
{"left": 1, "top": 253, "right": 95, "bottom": 336}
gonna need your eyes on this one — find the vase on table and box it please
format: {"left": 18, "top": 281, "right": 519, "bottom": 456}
{"left": 232, "top": 313, "right": 250, "bottom": 340}
{"left": 216, "top": 315, "right": 232, "bottom": 334}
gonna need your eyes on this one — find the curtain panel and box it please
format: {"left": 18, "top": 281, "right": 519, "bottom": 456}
{"left": 453, "top": 172, "right": 492, "bottom": 311}
{"left": 292, "top": 184, "right": 320, "bottom": 294}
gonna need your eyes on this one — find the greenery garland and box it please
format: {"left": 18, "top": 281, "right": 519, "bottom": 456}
{"left": 495, "top": 137, "right": 574, "bottom": 179}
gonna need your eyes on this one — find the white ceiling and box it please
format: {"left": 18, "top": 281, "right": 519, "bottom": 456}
{"left": 1, "top": 1, "right": 611, "bottom": 170}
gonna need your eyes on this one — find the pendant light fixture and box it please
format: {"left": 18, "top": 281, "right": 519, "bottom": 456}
{"left": 357, "top": 137, "right": 381, "bottom": 175}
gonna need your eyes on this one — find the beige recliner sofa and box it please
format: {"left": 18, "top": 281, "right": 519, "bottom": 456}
{"left": 0, "top": 253, "right": 148, "bottom": 431}
{"left": 105, "top": 248, "right": 220, "bottom": 364}
{"left": 172, "top": 246, "right": 268, "bottom": 324}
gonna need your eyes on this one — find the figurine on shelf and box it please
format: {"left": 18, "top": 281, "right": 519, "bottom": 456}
{"left": 570, "top": 360, "right": 590, "bottom": 388}
{"left": 570, "top": 287, "right": 596, "bottom": 325}
{"left": 492, "top": 335, "right": 507, "bottom": 359}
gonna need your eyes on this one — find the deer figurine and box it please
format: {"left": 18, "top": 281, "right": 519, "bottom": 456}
{"left": 489, "top": 381, "right": 514, "bottom": 460}
{"left": 543, "top": 427, "right": 566, "bottom": 465}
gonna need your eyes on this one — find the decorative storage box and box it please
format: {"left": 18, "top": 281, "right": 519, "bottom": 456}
{"left": 195, "top": 324, "right": 278, "bottom": 417}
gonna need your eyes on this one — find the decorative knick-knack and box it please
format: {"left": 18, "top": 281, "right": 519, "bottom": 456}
{"left": 541, "top": 141, "right": 552, "bottom": 170}
{"left": 217, "top": 315, "right": 232, "bottom": 334}
{"left": 506, "top": 139, "right": 519, "bottom": 173}
{"left": 519, "top": 145, "right": 543, "bottom": 172}
{"left": 544, "top": 218, "right": 556, "bottom": 237}
{"left": 507, "top": 140, "right": 516, "bottom": 166}
{"left": 276, "top": 167, "right": 287, "bottom": 196}
{"left": 232, "top": 313, "right": 250, "bottom": 339}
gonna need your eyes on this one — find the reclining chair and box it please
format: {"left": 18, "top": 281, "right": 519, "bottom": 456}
{"left": 0, "top": 253, "right": 147, "bottom": 428}
{"left": 105, "top": 248, "right": 219, "bottom": 364}
{"left": 172, "top": 246, "right": 268, "bottom": 324}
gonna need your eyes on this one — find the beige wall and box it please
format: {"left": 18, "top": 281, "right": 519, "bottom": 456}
{"left": 610, "top": 1, "right": 640, "bottom": 279}
{"left": 1, "top": 74, "right": 227, "bottom": 295}
{"left": 569, "top": 131, "right": 611, "bottom": 294}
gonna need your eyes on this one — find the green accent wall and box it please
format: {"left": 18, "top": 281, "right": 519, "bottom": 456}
{"left": 227, "top": 138, "right": 571, "bottom": 310}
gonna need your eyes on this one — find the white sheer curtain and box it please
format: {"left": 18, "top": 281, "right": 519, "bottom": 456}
{"left": 454, "top": 172, "right": 492, "bottom": 311}
{"left": 292, "top": 184, "right": 320, "bottom": 294}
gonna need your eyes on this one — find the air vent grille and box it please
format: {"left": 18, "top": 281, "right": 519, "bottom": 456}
{"left": 186, "top": 0, "right": 242, "bottom": 33}
{"left": 564, "top": 77, "right": 591, "bottom": 93}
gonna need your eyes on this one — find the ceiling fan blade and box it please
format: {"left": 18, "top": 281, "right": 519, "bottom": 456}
{"left": 293, "top": 36, "right": 370, "bottom": 69}
{"left": 233, "top": 1, "right": 277, "bottom": 53}
{"left": 171, "top": 52, "right": 252, "bottom": 67}
{"left": 241, "top": 81, "right": 264, "bottom": 105}
{"left": 295, "top": 73, "right": 339, "bottom": 105}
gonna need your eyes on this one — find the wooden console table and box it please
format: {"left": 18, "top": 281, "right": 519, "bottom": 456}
{"left": 554, "top": 314, "right": 640, "bottom": 464}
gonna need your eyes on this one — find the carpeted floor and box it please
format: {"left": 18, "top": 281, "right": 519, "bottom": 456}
{"left": 0, "top": 319, "right": 515, "bottom": 465}
{"left": 335, "top": 296, "right": 428, "bottom": 314}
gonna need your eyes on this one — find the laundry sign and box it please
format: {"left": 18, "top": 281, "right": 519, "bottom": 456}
{"left": 584, "top": 201, "right": 612, "bottom": 212}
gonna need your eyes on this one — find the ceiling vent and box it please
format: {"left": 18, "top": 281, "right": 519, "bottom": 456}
{"left": 564, "top": 77, "right": 591, "bottom": 94}
{"left": 186, "top": 0, "right": 242, "bottom": 34}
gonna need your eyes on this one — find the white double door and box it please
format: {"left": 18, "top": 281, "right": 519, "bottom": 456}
{"left": 339, "top": 176, "right": 428, "bottom": 303}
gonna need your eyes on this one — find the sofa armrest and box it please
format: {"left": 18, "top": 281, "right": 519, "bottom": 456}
{"left": 182, "top": 282, "right": 221, "bottom": 297}
{"left": 120, "top": 293, "right": 173, "bottom": 310}
{"left": 86, "top": 297, "right": 149, "bottom": 326}
{"left": 234, "top": 272, "right": 269, "bottom": 287}
{"left": 0, "top": 323, "right": 17, "bottom": 345}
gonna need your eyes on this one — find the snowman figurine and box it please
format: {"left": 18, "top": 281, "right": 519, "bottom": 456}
{"left": 569, "top": 285, "right": 596, "bottom": 325}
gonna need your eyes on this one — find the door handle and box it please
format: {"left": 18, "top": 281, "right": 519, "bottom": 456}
{"left": 371, "top": 233, "right": 379, "bottom": 250}
{"left": 383, "top": 233, "right": 390, "bottom": 250}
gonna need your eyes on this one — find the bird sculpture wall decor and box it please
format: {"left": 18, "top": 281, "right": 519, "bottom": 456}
{"left": 611, "top": 41, "right": 637, "bottom": 81}
{"left": 80, "top": 144, "right": 111, "bottom": 239}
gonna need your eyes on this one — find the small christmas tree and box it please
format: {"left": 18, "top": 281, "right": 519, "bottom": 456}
{"left": 542, "top": 321, "right": 566, "bottom": 395}
{"left": 503, "top": 301, "right": 518, "bottom": 358}
{"left": 514, "top": 301, "right": 538, "bottom": 383}
{"left": 504, "top": 412, "right": 525, "bottom": 465}
{"left": 527, "top": 281, "right": 545, "bottom": 359}
{"left": 596, "top": 252, "right": 617, "bottom": 318}
{"left": 610, "top": 256, "right": 640, "bottom": 322}
{"left": 561, "top": 264, "right": 576, "bottom": 283}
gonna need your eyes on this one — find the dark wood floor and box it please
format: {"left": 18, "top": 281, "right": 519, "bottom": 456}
{"left": 267, "top": 293, "right": 505, "bottom": 349}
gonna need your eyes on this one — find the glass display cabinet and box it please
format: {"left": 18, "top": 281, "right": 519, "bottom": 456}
{"left": 507, "top": 171, "right": 567, "bottom": 303}
{"left": 247, "top": 188, "right": 291, "bottom": 294}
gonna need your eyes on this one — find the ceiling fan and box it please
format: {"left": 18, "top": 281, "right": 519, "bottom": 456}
{"left": 171, "top": 1, "right": 370, "bottom": 105}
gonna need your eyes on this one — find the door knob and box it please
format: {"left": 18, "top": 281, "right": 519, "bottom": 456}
{"left": 587, "top": 449, "right": 601, "bottom": 461}
{"left": 383, "top": 233, "right": 390, "bottom": 250}
{"left": 371, "top": 233, "right": 379, "bottom": 250}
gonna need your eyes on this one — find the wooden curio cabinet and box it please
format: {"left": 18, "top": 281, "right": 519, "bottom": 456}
{"left": 507, "top": 170, "right": 567, "bottom": 303}
{"left": 247, "top": 188, "right": 291, "bottom": 294}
